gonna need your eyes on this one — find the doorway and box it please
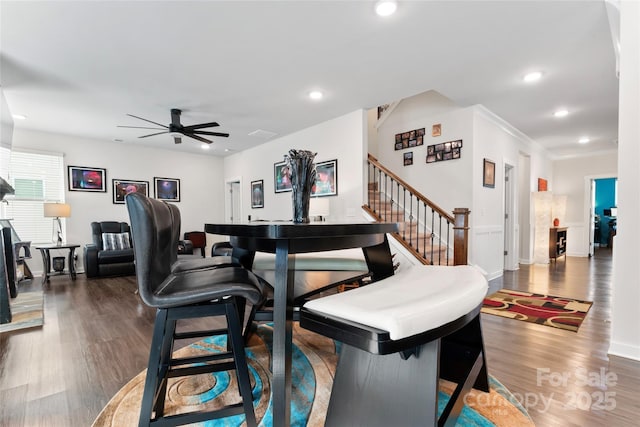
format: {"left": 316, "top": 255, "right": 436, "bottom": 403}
{"left": 504, "top": 163, "right": 518, "bottom": 270}
{"left": 225, "top": 178, "right": 242, "bottom": 223}
{"left": 590, "top": 177, "right": 617, "bottom": 256}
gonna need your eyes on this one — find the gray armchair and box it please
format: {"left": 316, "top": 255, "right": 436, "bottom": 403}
{"left": 84, "top": 221, "right": 135, "bottom": 278}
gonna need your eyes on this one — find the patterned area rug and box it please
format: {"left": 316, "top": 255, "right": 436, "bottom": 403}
{"left": 482, "top": 289, "right": 593, "bottom": 332}
{"left": 93, "top": 323, "right": 533, "bottom": 426}
{"left": 0, "top": 291, "right": 44, "bottom": 334}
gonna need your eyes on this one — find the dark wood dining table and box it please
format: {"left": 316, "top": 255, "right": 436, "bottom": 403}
{"left": 204, "top": 221, "right": 398, "bottom": 427}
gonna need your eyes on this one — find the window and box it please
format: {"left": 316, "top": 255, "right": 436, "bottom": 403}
{"left": 3, "top": 149, "right": 65, "bottom": 244}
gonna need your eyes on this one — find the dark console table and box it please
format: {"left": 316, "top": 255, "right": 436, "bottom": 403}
{"left": 35, "top": 244, "right": 80, "bottom": 286}
{"left": 204, "top": 221, "right": 398, "bottom": 427}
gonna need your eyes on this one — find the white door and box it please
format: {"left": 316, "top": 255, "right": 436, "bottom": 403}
{"left": 226, "top": 180, "right": 241, "bottom": 223}
{"left": 504, "top": 163, "right": 518, "bottom": 270}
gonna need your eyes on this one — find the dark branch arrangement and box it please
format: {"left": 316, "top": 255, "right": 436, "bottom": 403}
{"left": 286, "top": 149, "right": 317, "bottom": 223}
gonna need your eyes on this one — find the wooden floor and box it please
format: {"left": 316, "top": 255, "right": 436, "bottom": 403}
{"left": 1, "top": 248, "right": 639, "bottom": 426}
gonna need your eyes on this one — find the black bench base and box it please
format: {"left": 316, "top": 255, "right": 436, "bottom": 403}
{"left": 326, "top": 339, "right": 440, "bottom": 427}
{"left": 300, "top": 305, "right": 489, "bottom": 427}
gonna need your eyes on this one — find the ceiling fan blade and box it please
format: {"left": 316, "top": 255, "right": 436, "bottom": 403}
{"left": 184, "top": 133, "right": 213, "bottom": 144}
{"left": 117, "top": 125, "right": 166, "bottom": 130}
{"left": 192, "top": 130, "right": 230, "bottom": 137}
{"left": 171, "top": 109, "right": 182, "bottom": 126}
{"left": 126, "top": 114, "right": 168, "bottom": 128}
{"left": 182, "top": 121, "right": 220, "bottom": 130}
{"left": 174, "top": 136, "right": 182, "bottom": 144}
{"left": 139, "top": 131, "right": 169, "bottom": 138}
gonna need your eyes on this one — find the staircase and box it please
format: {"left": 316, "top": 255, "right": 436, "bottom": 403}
{"left": 363, "top": 154, "right": 469, "bottom": 266}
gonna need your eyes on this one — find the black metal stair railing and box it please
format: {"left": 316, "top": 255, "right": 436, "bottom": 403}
{"left": 365, "top": 154, "right": 456, "bottom": 266}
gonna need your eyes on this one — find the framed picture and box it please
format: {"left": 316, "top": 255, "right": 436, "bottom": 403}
{"left": 154, "top": 177, "right": 180, "bottom": 201}
{"left": 403, "top": 152, "right": 414, "bottom": 166}
{"left": 112, "top": 179, "right": 148, "bottom": 204}
{"left": 432, "top": 123, "right": 442, "bottom": 137}
{"left": 68, "top": 166, "right": 107, "bottom": 192}
{"left": 312, "top": 159, "right": 338, "bottom": 197}
{"left": 538, "top": 178, "right": 548, "bottom": 191}
{"left": 483, "top": 159, "right": 496, "bottom": 188}
{"left": 274, "top": 161, "right": 292, "bottom": 193}
{"left": 251, "top": 179, "right": 264, "bottom": 208}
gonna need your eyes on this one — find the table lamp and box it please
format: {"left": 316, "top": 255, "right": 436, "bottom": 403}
{"left": 309, "top": 197, "right": 330, "bottom": 222}
{"left": 44, "top": 202, "right": 71, "bottom": 245}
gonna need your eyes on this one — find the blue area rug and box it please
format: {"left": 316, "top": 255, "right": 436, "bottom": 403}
{"left": 93, "top": 324, "right": 534, "bottom": 426}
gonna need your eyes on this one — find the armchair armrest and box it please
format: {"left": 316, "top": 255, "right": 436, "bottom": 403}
{"left": 177, "top": 239, "right": 194, "bottom": 255}
{"left": 84, "top": 244, "right": 99, "bottom": 278}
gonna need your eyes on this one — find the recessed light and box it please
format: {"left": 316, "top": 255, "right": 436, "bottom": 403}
{"left": 579, "top": 137, "right": 590, "bottom": 144}
{"left": 224, "top": 148, "right": 230, "bottom": 152}
{"left": 523, "top": 71, "right": 542, "bottom": 82}
{"left": 12, "top": 114, "right": 27, "bottom": 120}
{"left": 553, "top": 109, "right": 569, "bottom": 118}
{"left": 201, "top": 144, "right": 210, "bottom": 150}
{"left": 375, "top": 0, "right": 397, "bottom": 16}
{"left": 309, "top": 90, "right": 323, "bottom": 100}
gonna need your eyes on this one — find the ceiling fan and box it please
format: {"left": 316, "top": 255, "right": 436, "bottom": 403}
{"left": 118, "top": 108, "right": 229, "bottom": 144}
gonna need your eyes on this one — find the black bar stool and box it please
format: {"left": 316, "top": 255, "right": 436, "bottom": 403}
{"left": 126, "top": 193, "right": 267, "bottom": 427}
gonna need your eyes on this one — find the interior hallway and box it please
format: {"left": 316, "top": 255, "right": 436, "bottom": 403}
{"left": 0, "top": 248, "right": 639, "bottom": 426}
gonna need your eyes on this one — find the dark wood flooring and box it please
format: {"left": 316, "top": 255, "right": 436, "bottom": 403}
{"left": 1, "top": 248, "right": 639, "bottom": 426}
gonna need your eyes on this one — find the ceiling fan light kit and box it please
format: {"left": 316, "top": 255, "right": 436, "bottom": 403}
{"left": 117, "top": 108, "right": 229, "bottom": 144}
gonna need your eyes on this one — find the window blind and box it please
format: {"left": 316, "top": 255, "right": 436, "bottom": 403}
{"left": 4, "top": 150, "right": 65, "bottom": 244}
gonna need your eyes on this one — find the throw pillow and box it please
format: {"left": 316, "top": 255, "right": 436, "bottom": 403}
{"left": 102, "top": 232, "right": 131, "bottom": 251}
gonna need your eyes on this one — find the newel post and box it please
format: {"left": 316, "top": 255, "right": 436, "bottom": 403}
{"left": 453, "top": 208, "right": 470, "bottom": 266}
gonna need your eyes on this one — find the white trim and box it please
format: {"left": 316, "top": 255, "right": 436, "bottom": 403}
{"left": 10, "top": 146, "right": 65, "bottom": 158}
{"left": 609, "top": 340, "right": 640, "bottom": 362}
{"left": 583, "top": 173, "right": 617, "bottom": 256}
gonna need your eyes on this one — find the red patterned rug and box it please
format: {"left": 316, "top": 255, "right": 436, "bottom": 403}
{"left": 481, "top": 289, "right": 593, "bottom": 332}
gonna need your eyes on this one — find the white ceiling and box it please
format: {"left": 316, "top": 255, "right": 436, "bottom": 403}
{"left": 0, "top": 1, "right": 619, "bottom": 159}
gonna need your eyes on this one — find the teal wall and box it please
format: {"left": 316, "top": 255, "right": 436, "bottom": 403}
{"left": 595, "top": 178, "right": 617, "bottom": 245}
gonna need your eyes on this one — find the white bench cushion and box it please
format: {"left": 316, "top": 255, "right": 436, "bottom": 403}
{"left": 252, "top": 248, "right": 367, "bottom": 271}
{"left": 303, "top": 265, "right": 487, "bottom": 340}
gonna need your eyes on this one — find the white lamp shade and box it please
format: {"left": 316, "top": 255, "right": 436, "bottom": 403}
{"left": 44, "top": 202, "right": 71, "bottom": 218}
{"left": 310, "top": 197, "right": 330, "bottom": 217}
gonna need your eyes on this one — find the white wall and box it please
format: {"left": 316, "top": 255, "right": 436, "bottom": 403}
{"left": 471, "top": 107, "right": 553, "bottom": 278}
{"left": 224, "top": 110, "right": 367, "bottom": 222}
{"left": 610, "top": 0, "right": 640, "bottom": 361}
{"left": 552, "top": 152, "right": 617, "bottom": 256}
{"left": 373, "top": 90, "right": 553, "bottom": 279}
{"left": 12, "top": 128, "right": 224, "bottom": 275}
{"left": 376, "top": 91, "right": 473, "bottom": 216}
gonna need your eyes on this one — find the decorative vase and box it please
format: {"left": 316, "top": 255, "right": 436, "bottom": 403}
{"left": 286, "top": 149, "right": 317, "bottom": 223}
{"left": 553, "top": 218, "right": 560, "bottom": 227}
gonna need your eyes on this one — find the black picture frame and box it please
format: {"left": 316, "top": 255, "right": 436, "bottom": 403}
{"left": 112, "top": 179, "right": 149, "bottom": 204}
{"left": 68, "top": 165, "right": 107, "bottom": 192}
{"left": 154, "top": 177, "right": 180, "bottom": 201}
{"left": 274, "top": 161, "right": 292, "bottom": 193}
{"left": 312, "top": 159, "right": 338, "bottom": 197}
{"left": 403, "top": 152, "right": 413, "bottom": 166}
{"left": 483, "top": 159, "right": 496, "bottom": 188}
{"left": 251, "top": 179, "right": 264, "bottom": 208}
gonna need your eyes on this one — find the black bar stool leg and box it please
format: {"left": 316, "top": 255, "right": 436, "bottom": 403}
{"left": 226, "top": 301, "right": 257, "bottom": 427}
{"left": 139, "top": 309, "right": 169, "bottom": 427}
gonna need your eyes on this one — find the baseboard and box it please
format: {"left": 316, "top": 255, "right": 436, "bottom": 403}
{"left": 567, "top": 251, "right": 589, "bottom": 257}
{"left": 486, "top": 270, "right": 503, "bottom": 281}
{"left": 609, "top": 341, "right": 640, "bottom": 361}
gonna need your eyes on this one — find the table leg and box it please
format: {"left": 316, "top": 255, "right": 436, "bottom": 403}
{"left": 68, "top": 247, "right": 77, "bottom": 280}
{"left": 272, "top": 240, "right": 295, "bottom": 427}
{"left": 38, "top": 249, "right": 50, "bottom": 286}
